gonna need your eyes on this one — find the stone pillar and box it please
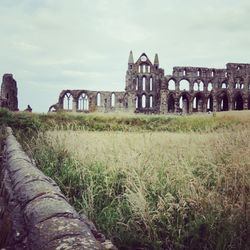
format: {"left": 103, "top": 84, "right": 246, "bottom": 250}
{"left": 59, "top": 97, "right": 64, "bottom": 109}
{"left": 203, "top": 99, "right": 208, "bottom": 112}
{"left": 128, "top": 93, "right": 136, "bottom": 112}
{"left": 72, "top": 98, "right": 77, "bottom": 112}
{"left": 213, "top": 98, "right": 218, "bottom": 112}
{"left": 190, "top": 82, "right": 194, "bottom": 92}
{"left": 176, "top": 81, "right": 180, "bottom": 92}
{"left": 243, "top": 97, "right": 248, "bottom": 110}
{"left": 174, "top": 98, "right": 179, "bottom": 113}
{"left": 228, "top": 96, "right": 233, "bottom": 111}
{"left": 198, "top": 99, "right": 203, "bottom": 112}
{"left": 189, "top": 99, "right": 193, "bottom": 114}
{"left": 146, "top": 95, "right": 150, "bottom": 109}
{"left": 204, "top": 82, "right": 208, "bottom": 93}
{"left": 160, "top": 90, "right": 167, "bottom": 114}
{"left": 183, "top": 99, "right": 188, "bottom": 114}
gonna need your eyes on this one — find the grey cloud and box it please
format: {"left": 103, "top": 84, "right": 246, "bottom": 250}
{"left": 0, "top": 0, "right": 249, "bottom": 112}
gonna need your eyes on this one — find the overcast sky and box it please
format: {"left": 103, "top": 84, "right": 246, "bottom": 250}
{"left": 1, "top": 0, "right": 250, "bottom": 112}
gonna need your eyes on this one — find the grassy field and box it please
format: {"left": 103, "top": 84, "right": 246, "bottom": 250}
{"left": 1, "top": 108, "right": 250, "bottom": 133}
{"left": 15, "top": 110, "right": 250, "bottom": 250}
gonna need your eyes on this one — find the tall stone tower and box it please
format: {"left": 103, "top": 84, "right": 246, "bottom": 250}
{"left": 124, "top": 51, "right": 136, "bottom": 112}
{"left": 0, "top": 74, "right": 18, "bottom": 111}
{"left": 125, "top": 51, "right": 164, "bottom": 113}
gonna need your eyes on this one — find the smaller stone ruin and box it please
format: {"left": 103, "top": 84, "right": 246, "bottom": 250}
{"left": 0, "top": 74, "right": 18, "bottom": 111}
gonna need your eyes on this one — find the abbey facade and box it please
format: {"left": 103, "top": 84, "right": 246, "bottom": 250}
{"left": 0, "top": 74, "right": 18, "bottom": 111}
{"left": 49, "top": 52, "right": 250, "bottom": 114}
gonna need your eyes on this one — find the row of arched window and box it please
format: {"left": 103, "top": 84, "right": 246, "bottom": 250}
{"left": 135, "top": 95, "right": 154, "bottom": 109}
{"left": 63, "top": 93, "right": 89, "bottom": 111}
{"left": 63, "top": 91, "right": 249, "bottom": 112}
{"left": 138, "top": 64, "right": 151, "bottom": 73}
{"left": 167, "top": 79, "right": 249, "bottom": 91}
{"left": 167, "top": 92, "right": 246, "bottom": 113}
{"left": 63, "top": 92, "right": 116, "bottom": 110}
{"left": 135, "top": 76, "right": 153, "bottom": 91}
{"left": 96, "top": 92, "right": 115, "bottom": 107}
{"left": 181, "top": 69, "right": 226, "bottom": 78}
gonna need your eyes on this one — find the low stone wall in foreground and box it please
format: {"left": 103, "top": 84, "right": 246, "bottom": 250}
{"left": 0, "top": 127, "right": 116, "bottom": 249}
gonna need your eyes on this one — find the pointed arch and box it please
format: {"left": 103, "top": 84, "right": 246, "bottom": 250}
{"left": 147, "top": 65, "right": 151, "bottom": 73}
{"left": 193, "top": 80, "right": 204, "bottom": 91}
{"left": 200, "top": 81, "right": 204, "bottom": 91}
{"left": 142, "top": 76, "right": 146, "bottom": 91}
{"left": 221, "top": 81, "right": 228, "bottom": 89}
{"left": 149, "top": 95, "right": 153, "bottom": 108}
{"left": 63, "top": 92, "right": 73, "bottom": 110}
{"left": 96, "top": 92, "right": 101, "bottom": 106}
{"left": 168, "top": 79, "right": 176, "bottom": 91}
{"left": 78, "top": 93, "right": 89, "bottom": 111}
{"left": 179, "top": 79, "right": 190, "bottom": 91}
{"left": 193, "top": 92, "right": 205, "bottom": 112}
{"left": 111, "top": 93, "right": 115, "bottom": 107}
{"left": 136, "top": 76, "right": 139, "bottom": 90}
{"left": 193, "top": 82, "right": 199, "bottom": 91}
{"left": 136, "top": 95, "right": 139, "bottom": 109}
{"left": 48, "top": 104, "right": 58, "bottom": 112}
{"left": 179, "top": 93, "right": 190, "bottom": 114}
{"left": 207, "top": 82, "right": 213, "bottom": 91}
{"left": 207, "top": 95, "right": 213, "bottom": 112}
{"left": 234, "top": 77, "right": 244, "bottom": 89}
{"left": 142, "top": 94, "right": 146, "bottom": 108}
{"left": 168, "top": 94, "right": 175, "bottom": 113}
{"left": 217, "top": 91, "right": 229, "bottom": 111}
{"left": 232, "top": 92, "right": 243, "bottom": 110}
{"left": 149, "top": 77, "right": 153, "bottom": 91}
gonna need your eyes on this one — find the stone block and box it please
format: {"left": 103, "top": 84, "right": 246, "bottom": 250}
{"left": 28, "top": 217, "right": 97, "bottom": 249}
{"left": 24, "top": 196, "right": 79, "bottom": 226}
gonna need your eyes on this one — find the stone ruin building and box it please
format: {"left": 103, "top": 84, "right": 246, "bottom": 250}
{"left": 0, "top": 74, "right": 18, "bottom": 111}
{"left": 49, "top": 51, "right": 250, "bottom": 114}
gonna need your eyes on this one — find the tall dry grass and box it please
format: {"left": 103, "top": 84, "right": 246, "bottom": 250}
{"left": 22, "top": 128, "right": 249, "bottom": 249}
{"left": 15, "top": 111, "right": 250, "bottom": 249}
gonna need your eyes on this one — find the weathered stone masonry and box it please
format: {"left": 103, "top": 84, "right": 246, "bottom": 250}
{"left": 49, "top": 51, "right": 250, "bottom": 114}
{"left": 0, "top": 74, "right": 18, "bottom": 111}
{"left": 0, "top": 127, "right": 116, "bottom": 249}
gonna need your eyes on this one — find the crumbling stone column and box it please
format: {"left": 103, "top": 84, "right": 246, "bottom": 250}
{"left": 213, "top": 99, "right": 218, "bottom": 112}
{"left": 174, "top": 98, "right": 179, "bottom": 113}
{"left": 160, "top": 90, "right": 167, "bottom": 114}
{"left": 243, "top": 97, "right": 248, "bottom": 110}
{"left": 72, "top": 98, "right": 77, "bottom": 112}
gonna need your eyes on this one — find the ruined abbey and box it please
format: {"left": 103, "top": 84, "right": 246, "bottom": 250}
{"left": 0, "top": 74, "right": 18, "bottom": 111}
{"left": 49, "top": 51, "right": 250, "bottom": 114}
{"left": 1, "top": 52, "right": 250, "bottom": 115}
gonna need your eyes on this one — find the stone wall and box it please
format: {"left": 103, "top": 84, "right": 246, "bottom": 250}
{"left": 0, "top": 127, "right": 115, "bottom": 249}
{"left": 48, "top": 89, "right": 131, "bottom": 113}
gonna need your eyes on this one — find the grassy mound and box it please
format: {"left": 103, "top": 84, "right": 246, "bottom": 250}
{"left": 1, "top": 108, "right": 250, "bottom": 133}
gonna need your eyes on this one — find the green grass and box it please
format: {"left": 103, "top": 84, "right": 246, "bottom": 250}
{"left": 2, "top": 108, "right": 250, "bottom": 249}
{"left": 22, "top": 131, "right": 250, "bottom": 249}
{"left": 1, "top": 108, "right": 250, "bottom": 133}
